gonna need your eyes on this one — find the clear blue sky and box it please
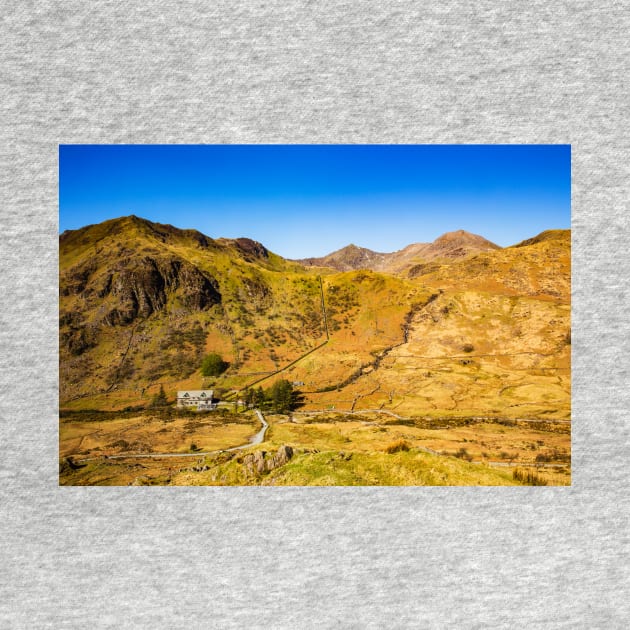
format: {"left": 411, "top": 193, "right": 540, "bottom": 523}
{"left": 59, "top": 145, "right": 570, "bottom": 258}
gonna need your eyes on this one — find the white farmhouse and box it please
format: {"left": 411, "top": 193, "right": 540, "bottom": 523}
{"left": 177, "top": 390, "right": 215, "bottom": 410}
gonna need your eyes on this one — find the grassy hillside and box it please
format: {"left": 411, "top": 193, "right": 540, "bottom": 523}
{"left": 171, "top": 447, "right": 523, "bottom": 486}
{"left": 60, "top": 217, "right": 570, "bottom": 421}
{"left": 60, "top": 216, "right": 423, "bottom": 406}
{"left": 59, "top": 217, "right": 570, "bottom": 485}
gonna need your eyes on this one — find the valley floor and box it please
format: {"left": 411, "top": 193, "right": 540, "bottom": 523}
{"left": 59, "top": 408, "right": 570, "bottom": 486}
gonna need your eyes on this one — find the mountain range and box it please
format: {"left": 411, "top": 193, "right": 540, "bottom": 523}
{"left": 60, "top": 215, "right": 570, "bottom": 420}
{"left": 296, "top": 229, "right": 500, "bottom": 273}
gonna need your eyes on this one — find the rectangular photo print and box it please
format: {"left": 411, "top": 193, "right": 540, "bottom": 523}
{"left": 59, "top": 145, "right": 571, "bottom": 486}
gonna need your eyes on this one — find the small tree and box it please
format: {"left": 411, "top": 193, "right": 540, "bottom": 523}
{"left": 151, "top": 384, "right": 168, "bottom": 407}
{"left": 201, "top": 352, "right": 228, "bottom": 377}
{"left": 253, "top": 386, "right": 266, "bottom": 408}
{"left": 267, "top": 379, "right": 295, "bottom": 414}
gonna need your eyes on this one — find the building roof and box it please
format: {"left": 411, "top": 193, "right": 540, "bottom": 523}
{"left": 177, "top": 390, "right": 214, "bottom": 398}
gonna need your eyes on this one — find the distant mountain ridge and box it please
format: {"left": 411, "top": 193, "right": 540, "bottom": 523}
{"left": 298, "top": 244, "right": 389, "bottom": 272}
{"left": 296, "top": 229, "right": 501, "bottom": 273}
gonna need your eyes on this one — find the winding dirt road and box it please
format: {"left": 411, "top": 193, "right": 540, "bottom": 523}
{"left": 81, "top": 409, "right": 269, "bottom": 461}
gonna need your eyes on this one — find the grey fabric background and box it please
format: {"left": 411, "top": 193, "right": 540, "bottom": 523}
{"left": 1, "top": 1, "right": 628, "bottom": 628}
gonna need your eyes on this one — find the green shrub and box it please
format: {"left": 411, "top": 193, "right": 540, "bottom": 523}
{"left": 201, "top": 352, "right": 228, "bottom": 377}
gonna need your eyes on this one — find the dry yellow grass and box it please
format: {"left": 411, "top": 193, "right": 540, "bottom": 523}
{"left": 60, "top": 409, "right": 569, "bottom": 486}
{"left": 267, "top": 415, "right": 570, "bottom": 484}
{"left": 59, "top": 410, "right": 259, "bottom": 459}
{"left": 170, "top": 448, "right": 524, "bottom": 487}
{"left": 383, "top": 439, "right": 411, "bottom": 453}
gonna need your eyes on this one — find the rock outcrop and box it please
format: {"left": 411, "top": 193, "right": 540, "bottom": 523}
{"left": 233, "top": 237, "right": 269, "bottom": 260}
{"left": 242, "top": 445, "right": 294, "bottom": 477}
{"left": 62, "top": 256, "right": 221, "bottom": 326}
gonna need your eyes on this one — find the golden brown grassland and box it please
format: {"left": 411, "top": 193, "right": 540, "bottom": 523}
{"left": 60, "top": 410, "right": 569, "bottom": 486}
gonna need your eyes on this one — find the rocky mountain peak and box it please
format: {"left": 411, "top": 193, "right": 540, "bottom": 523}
{"left": 297, "top": 243, "right": 387, "bottom": 272}
{"left": 425, "top": 230, "right": 501, "bottom": 260}
{"left": 233, "top": 238, "right": 269, "bottom": 259}
{"left": 433, "top": 229, "right": 498, "bottom": 247}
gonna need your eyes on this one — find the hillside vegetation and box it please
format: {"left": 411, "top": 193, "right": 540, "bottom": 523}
{"left": 59, "top": 216, "right": 570, "bottom": 485}
{"left": 60, "top": 216, "right": 569, "bottom": 418}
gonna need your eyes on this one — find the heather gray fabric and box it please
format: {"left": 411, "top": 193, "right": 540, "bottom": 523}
{"left": 1, "top": 2, "right": 629, "bottom": 628}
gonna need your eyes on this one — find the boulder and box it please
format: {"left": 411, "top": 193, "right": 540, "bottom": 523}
{"left": 243, "top": 451, "right": 267, "bottom": 476}
{"left": 270, "top": 445, "right": 294, "bottom": 469}
{"left": 242, "top": 446, "right": 294, "bottom": 477}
